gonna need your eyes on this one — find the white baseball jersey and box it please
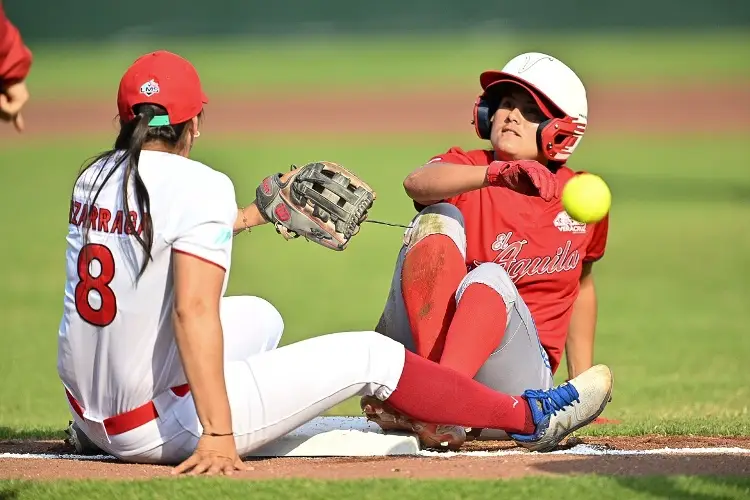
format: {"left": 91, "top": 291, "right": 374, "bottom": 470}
{"left": 57, "top": 150, "right": 237, "bottom": 420}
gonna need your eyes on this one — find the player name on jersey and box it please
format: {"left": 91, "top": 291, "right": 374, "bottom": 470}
{"left": 473, "top": 231, "right": 581, "bottom": 283}
{"left": 69, "top": 201, "right": 149, "bottom": 235}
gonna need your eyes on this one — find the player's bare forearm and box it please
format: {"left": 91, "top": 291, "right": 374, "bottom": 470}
{"left": 233, "top": 203, "right": 266, "bottom": 235}
{"left": 565, "top": 262, "right": 598, "bottom": 380}
{"left": 173, "top": 312, "right": 232, "bottom": 434}
{"left": 233, "top": 170, "right": 301, "bottom": 235}
{"left": 403, "top": 162, "right": 488, "bottom": 205}
{"left": 172, "top": 253, "right": 233, "bottom": 435}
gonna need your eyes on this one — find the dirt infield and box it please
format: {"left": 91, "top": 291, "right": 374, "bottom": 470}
{"left": 1, "top": 436, "right": 749, "bottom": 480}
{"left": 1, "top": 81, "right": 748, "bottom": 140}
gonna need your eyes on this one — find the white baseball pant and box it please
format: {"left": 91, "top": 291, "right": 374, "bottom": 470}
{"left": 69, "top": 295, "right": 406, "bottom": 464}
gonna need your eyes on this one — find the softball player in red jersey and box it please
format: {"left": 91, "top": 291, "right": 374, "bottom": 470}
{"left": 0, "top": 1, "right": 32, "bottom": 131}
{"left": 59, "top": 50, "right": 613, "bottom": 475}
{"left": 371, "top": 52, "right": 610, "bottom": 445}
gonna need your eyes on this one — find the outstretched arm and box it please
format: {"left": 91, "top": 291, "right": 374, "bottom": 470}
{"left": 402, "top": 162, "right": 489, "bottom": 206}
{"left": 233, "top": 203, "right": 267, "bottom": 235}
{"left": 233, "top": 170, "right": 299, "bottom": 235}
{"left": 403, "top": 158, "right": 558, "bottom": 206}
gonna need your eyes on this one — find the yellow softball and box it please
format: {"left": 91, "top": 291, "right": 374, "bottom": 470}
{"left": 561, "top": 173, "right": 612, "bottom": 224}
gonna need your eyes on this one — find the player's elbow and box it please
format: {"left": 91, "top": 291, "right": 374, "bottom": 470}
{"left": 402, "top": 170, "right": 425, "bottom": 200}
{"left": 172, "top": 297, "right": 212, "bottom": 324}
{"left": 403, "top": 170, "right": 440, "bottom": 206}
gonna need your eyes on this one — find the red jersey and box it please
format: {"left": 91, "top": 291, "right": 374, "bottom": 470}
{"left": 0, "top": 2, "right": 33, "bottom": 85}
{"left": 424, "top": 147, "right": 609, "bottom": 374}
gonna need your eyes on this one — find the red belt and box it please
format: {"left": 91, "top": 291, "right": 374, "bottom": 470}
{"left": 65, "top": 384, "right": 190, "bottom": 436}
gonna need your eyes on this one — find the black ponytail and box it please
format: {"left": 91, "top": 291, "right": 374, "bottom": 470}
{"left": 74, "top": 104, "right": 195, "bottom": 280}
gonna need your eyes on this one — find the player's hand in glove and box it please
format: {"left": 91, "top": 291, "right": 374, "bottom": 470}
{"left": 255, "top": 161, "right": 376, "bottom": 251}
{"left": 172, "top": 434, "right": 247, "bottom": 476}
{"left": 485, "top": 160, "right": 558, "bottom": 202}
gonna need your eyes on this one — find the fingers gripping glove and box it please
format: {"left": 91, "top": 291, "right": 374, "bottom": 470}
{"left": 485, "top": 160, "right": 558, "bottom": 202}
{"left": 255, "top": 161, "right": 376, "bottom": 251}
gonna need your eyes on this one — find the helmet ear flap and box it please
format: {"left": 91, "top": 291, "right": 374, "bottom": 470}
{"left": 536, "top": 117, "right": 586, "bottom": 162}
{"left": 472, "top": 94, "right": 495, "bottom": 140}
{"left": 536, "top": 118, "right": 555, "bottom": 160}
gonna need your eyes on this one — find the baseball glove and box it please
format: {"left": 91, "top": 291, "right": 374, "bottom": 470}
{"left": 254, "top": 161, "right": 376, "bottom": 251}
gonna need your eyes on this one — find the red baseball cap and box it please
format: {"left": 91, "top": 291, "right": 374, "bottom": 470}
{"left": 117, "top": 50, "right": 208, "bottom": 125}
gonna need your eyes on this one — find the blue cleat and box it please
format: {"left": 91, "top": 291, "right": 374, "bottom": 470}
{"left": 509, "top": 364, "right": 614, "bottom": 452}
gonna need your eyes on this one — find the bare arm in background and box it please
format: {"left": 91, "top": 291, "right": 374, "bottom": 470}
{"left": 565, "top": 262, "right": 598, "bottom": 379}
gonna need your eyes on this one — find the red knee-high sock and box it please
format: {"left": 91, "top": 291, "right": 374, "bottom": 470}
{"left": 439, "top": 283, "right": 508, "bottom": 378}
{"left": 387, "top": 351, "right": 535, "bottom": 434}
{"left": 401, "top": 235, "right": 466, "bottom": 362}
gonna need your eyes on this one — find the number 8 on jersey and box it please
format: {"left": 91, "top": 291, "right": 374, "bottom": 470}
{"left": 75, "top": 243, "right": 117, "bottom": 327}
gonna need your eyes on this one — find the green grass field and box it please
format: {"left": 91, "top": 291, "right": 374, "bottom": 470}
{"left": 2, "top": 133, "right": 748, "bottom": 437}
{"left": 24, "top": 30, "right": 750, "bottom": 98}
{"left": 2, "top": 476, "right": 750, "bottom": 500}
{"left": 2, "top": 31, "right": 749, "bottom": 498}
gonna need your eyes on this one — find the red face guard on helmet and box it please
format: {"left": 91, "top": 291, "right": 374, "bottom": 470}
{"left": 471, "top": 80, "right": 586, "bottom": 163}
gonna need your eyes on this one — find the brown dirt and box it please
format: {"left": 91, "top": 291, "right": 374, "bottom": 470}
{"left": 1, "top": 435, "right": 749, "bottom": 480}
{"left": 1, "top": 82, "right": 748, "bottom": 141}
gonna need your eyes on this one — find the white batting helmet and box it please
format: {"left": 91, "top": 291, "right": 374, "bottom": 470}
{"left": 472, "top": 52, "right": 588, "bottom": 162}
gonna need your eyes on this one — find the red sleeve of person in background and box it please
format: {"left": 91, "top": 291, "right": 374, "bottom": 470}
{"left": 0, "top": 2, "right": 33, "bottom": 86}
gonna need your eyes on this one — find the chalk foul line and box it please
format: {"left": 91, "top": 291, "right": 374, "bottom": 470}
{"left": 1, "top": 444, "right": 749, "bottom": 461}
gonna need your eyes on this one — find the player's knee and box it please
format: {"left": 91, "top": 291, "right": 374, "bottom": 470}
{"left": 403, "top": 203, "right": 466, "bottom": 257}
{"left": 418, "top": 202, "right": 465, "bottom": 226}
{"left": 358, "top": 330, "right": 387, "bottom": 347}
{"left": 245, "top": 296, "right": 285, "bottom": 349}
{"left": 456, "top": 263, "right": 518, "bottom": 313}
{"left": 355, "top": 331, "right": 406, "bottom": 397}
{"left": 348, "top": 331, "right": 402, "bottom": 358}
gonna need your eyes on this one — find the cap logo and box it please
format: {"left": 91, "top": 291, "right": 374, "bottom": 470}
{"left": 139, "top": 79, "right": 160, "bottom": 97}
{"left": 518, "top": 55, "right": 554, "bottom": 73}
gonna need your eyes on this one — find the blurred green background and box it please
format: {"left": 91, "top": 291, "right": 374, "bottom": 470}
{"left": 0, "top": 1, "right": 748, "bottom": 437}
{"left": 6, "top": 0, "right": 749, "bottom": 40}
